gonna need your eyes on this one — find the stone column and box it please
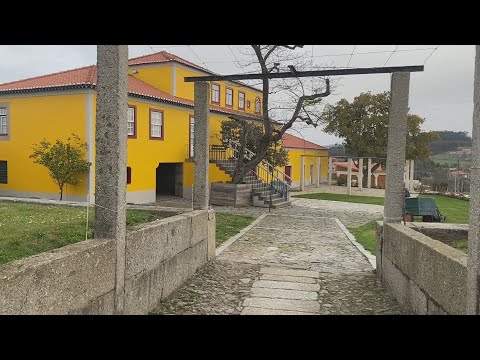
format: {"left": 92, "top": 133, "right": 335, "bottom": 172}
{"left": 404, "top": 160, "right": 410, "bottom": 188}
{"left": 300, "top": 156, "right": 305, "bottom": 191}
{"left": 467, "top": 45, "right": 480, "bottom": 315}
{"left": 383, "top": 72, "right": 410, "bottom": 224}
{"left": 193, "top": 82, "right": 210, "bottom": 210}
{"left": 316, "top": 157, "right": 321, "bottom": 187}
{"left": 94, "top": 45, "right": 128, "bottom": 314}
{"left": 374, "top": 174, "right": 378, "bottom": 188}
{"left": 410, "top": 159, "right": 415, "bottom": 190}
{"left": 328, "top": 157, "right": 333, "bottom": 185}
{"left": 358, "top": 158, "right": 363, "bottom": 190}
{"left": 367, "top": 158, "right": 372, "bottom": 188}
{"left": 347, "top": 158, "right": 352, "bottom": 195}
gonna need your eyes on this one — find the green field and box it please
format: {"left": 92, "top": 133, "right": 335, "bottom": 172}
{"left": 294, "top": 192, "right": 385, "bottom": 205}
{"left": 430, "top": 152, "right": 472, "bottom": 166}
{"left": 0, "top": 201, "right": 168, "bottom": 265}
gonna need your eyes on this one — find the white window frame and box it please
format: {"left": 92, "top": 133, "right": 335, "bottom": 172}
{"left": 127, "top": 106, "right": 135, "bottom": 137}
{"left": 238, "top": 92, "right": 245, "bottom": 110}
{"left": 211, "top": 83, "right": 220, "bottom": 104}
{"left": 150, "top": 110, "right": 163, "bottom": 139}
{"left": 255, "top": 97, "right": 261, "bottom": 114}
{"left": 0, "top": 105, "right": 9, "bottom": 139}
{"left": 226, "top": 88, "right": 233, "bottom": 107}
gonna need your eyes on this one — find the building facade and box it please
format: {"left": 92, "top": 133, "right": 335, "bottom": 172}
{"left": 0, "top": 51, "right": 328, "bottom": 203}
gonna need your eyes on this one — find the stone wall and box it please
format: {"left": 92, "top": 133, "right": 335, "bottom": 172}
{"left": 377, "top": 222, "right": 467, "bottom": 314}
{"left": 0, "top": 209, "right": 215, "bottom": 314}
{"left": 407, "top": 222, "right": 468, "bottom": 246}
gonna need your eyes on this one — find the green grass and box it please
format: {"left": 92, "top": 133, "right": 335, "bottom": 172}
{"left": 452, "top": 240, "right": 468, "bottom": 254}
{"left": 294, "top": 192, "right": 385, "bottom": 206}
{"left": 0, "top": 201, "right": 168, "bottom": 265}
{"left": 421, "top": 195, "right": 469, "bottom": 224}
{"left": 215, "top": 213, "right": 255, "bottom": 247}
{"left": 348, "top": 221, "right": 378, "bottom": 255}
{"left": 430, "top": 152, "right": 472, "bottom": 167}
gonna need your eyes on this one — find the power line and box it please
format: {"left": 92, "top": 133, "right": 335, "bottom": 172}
{"left": 187, "top": 45, "right": 210, "bottom": 70}
{"left": 200, "top": 47, "right": 438, "bottom": 64}
{"left": 346, "top": 45, "right": 356, "bottom": 67}
{"left": 227, "top": 45, "right": 247, "bottom": 74}
{"left": 424, "top": 46, "right": 440, "bottom": 65}
{"left": 384, "top": 45, "right": 399, "bottom": 66}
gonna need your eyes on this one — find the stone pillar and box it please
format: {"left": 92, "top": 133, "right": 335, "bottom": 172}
{"left": 374, "top": 174, "right": 379, "bottom": 188}
{"left": 467, "top": 45, "right": 480, "bottom": 315}
{"left": 94, "top": 45, "right": 128, "bottom": 314}
{"left": 328, "top": 157, "right": 333, "bottom": 185}
{"left": 358, "top": 158, "right": 363, "bottom": 190}
{"left": 316, "top": 157, "right": 321, "bottom": 187}
{"left": 193, "top": 82, "right": 210, "bottom": 210}
{"left": 367, "top": 158, "right": 372, "bottom": 188}
{"left": 404, "top": 160, "right": 410, "bottom": 188}
{"left": 384, "top": 72, "right": 410, "bottom": 224}
{"left": 347, "top": 158, "right": 352, "bottom": 195}
{"left": 410, "top": 159, "right": 415, "bottom": 190}
{"left": 300, "top": 156, "right": 305, "bottom": 191}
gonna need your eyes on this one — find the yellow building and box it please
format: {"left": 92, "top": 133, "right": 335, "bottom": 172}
{"left": 281, "top": 133, "right": 329, "bottom": 188}
{"left": 0, "top": 50, "right": 327, "bottom": 204}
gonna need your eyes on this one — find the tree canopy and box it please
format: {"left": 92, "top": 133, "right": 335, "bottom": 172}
{"left": 321, "top": 91, "right": 439, "bottom": 165}
{"left": 30, "top": 134, "right": 91, "bottom": 200}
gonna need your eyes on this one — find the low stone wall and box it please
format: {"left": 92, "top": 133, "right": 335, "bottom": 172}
{"left": 407, "top": 222, "right": 468, "bottom": 246}
{"left": 377, "top": 222, "right": 467, "bottom": 314}
{"left": 0, "top": 209, "right": 215, "bottom": 314}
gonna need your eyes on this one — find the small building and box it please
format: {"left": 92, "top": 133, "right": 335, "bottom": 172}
{"left": 281, "top": 133, "right": 329, "bottom": 188}
{"left": 333, "top": 161, "right": 386, "bottom": 188}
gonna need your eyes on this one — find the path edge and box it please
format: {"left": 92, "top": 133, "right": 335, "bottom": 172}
{"left": 334, "top": 218, "right": 376, "bottom": 269}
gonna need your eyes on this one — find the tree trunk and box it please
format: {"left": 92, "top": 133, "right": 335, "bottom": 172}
{"left": 59, "top": 186, "right": 63, "bottom": 200}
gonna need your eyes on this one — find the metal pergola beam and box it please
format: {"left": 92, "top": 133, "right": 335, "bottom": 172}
{"left": 184, "top": 65, "right": 424, "bottom": 82}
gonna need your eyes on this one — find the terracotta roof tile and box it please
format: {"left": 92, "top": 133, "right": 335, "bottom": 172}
{"left": 0, "top": 65, "right": 97, "bottom": 91}
{"left": 281, "top": 133, "right": 327, "bottom": 151}
{"left": 128, "top": 51, "right": 210, "bottom": 73}
{"left": 0, "top": 64, "right": 261, "bottom": 120}
{"left": 334, "top": 161, "right": 384, "bottom": 173}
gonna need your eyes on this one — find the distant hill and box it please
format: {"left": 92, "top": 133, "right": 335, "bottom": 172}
{"left": 327, "top": 130, "right": 472, "bottom": 159}
{"left": 428, "top": 131, "right": 472, "bottom": 155}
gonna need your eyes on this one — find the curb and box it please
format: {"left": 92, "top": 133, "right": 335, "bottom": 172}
{"left": 334, "top": 218, "right": 376, "bottom": 269}
{"left": 215, "top": 213, "right": 269, "bottom": 256}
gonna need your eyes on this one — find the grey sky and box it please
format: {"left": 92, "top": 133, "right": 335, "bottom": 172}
{"left": 0, "top": 45, "right": 475, "bottom": 147}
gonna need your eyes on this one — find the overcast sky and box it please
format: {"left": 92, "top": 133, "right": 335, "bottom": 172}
{"left": 0, "top": 45, "right": 475, "bottom": 147}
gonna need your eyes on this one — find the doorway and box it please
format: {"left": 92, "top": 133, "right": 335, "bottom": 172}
{"left": 156, "top": 163, "right": 183, "bottom": 197}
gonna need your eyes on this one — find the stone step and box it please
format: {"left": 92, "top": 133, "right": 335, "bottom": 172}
{"left": 264, "top": 197, "right": 286, "bottom": 206}
{"left": 271, "top": 200, "right": 292, "bottom": 209}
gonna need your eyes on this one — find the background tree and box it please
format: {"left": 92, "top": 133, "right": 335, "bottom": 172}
{"left": 227, "top": 45, "right": 331, "bottom": 183}
{"left": 321, "top": 91, "right": 439, "bottom": 179}
{"left": 220, "top": 119, "right": 288, "bottom": 171}
{"left": 30, "top": 134, "right": 91, "bottom": 200}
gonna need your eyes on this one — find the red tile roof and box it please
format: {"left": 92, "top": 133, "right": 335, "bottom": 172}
{"left": 0, "top": 64, "right": 261, "bottom": 120}
{"left": 281, "top": 133, "right": 327, "bottom": 151}
{"left": 128, "top": 51, "right": 210, "bottom": 73}
{"left": 334, "top": 161, "right": 384, "bottom": 173}
{"left": 0, "top": 65, "right": 97, "bottom": 91}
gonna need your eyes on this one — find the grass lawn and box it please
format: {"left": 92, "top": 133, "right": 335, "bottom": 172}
{"left": 215, "top": 213, "right": 255, "bottom": 247}
{"left": 348, "top": 221, "right": 378, "bottom": 256}
{"left": 294, "top": 192, "right": 385, "bottom": 206}
{"left": 0, "top": 201, "right": 168, "bottom": 265}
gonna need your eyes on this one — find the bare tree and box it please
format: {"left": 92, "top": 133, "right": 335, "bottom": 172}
{"left": 228, "top": 45, "right": 331, "bottom": 183}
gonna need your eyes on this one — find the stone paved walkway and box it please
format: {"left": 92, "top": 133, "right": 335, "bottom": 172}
{"left": 153, "top": 200, "right": 403, "bottom": 315}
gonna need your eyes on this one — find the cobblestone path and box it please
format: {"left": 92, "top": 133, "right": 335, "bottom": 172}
{"left": 153, "top": 199, "right": 402, "bottom": 315}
